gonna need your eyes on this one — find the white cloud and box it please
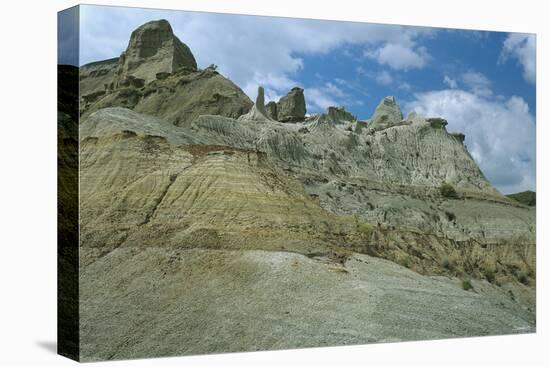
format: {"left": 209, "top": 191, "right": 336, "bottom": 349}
{"left": 80, "top": 5, "right": 434, "bottom": 100}
{"left": 500, "top": 33, "right": 536, "bottom": 84}
{"left": 375, "top": 71, "right": 393, "bottom": 85}
{"left": 405, "top": 90, "right": 535, "bottom": 194}
{"left": 365, "top": 44, "right": 429, "bottom": 70}
{"left": 398, "top": 82, "right": 412, "bottom": 91}
{"left": 242, "top": 72, "right": 300, "bottom": 103}
{"left": 460, "top": 71, "right": 492, "bottom": 97}
{"left": 306, "top": 88, "right": 340, "bottom": 112}
{"left": 443, "top": 75, "right": 457, "bottom": 89}
{"left": 304, "top": 80, "right": 365, "bottom": 113}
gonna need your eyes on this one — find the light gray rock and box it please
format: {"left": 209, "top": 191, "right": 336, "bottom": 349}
{"left": 368, "top": 96, "right": 404, "bottom": 131}
{"left": 277, "top": 87, "right": 306, "bottom": 122}
{"left": 238, "top": 86, "right": 273, "bottom": 122}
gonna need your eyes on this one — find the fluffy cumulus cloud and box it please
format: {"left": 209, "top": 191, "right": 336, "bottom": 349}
{"left": 365, "top": 44, "right": 429, "bottom": 70}
{"left": 500, "top": 33, "right": 536, "bottom": 84}
{"left": 79, "top": 5, "right": 433, "bottom": 102}
{"left": 406, "top": 90, "right": 535, "bottom": 194}
{"left": 305, "top": 81, "right": 364, "bottom": 113}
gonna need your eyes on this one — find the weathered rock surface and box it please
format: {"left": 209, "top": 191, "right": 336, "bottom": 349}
{"left": 78, "top": 95, "right": 536, "bottom": 359}
{"left": 81, "top": 66, "right": 252, "bottom": 126}
{"left": 238, "top": 86, "right": 273, "bottom": 122}
{"left": 74, "top": 19, "right": 536, "bottom": 361}
{"left": 79, "top": 57, "right": 119, "bottom": 96}
{"left": 368, "top": 96, "right": 404, "bottom": 131}
{"left": 79, "top": 20, "right": 252, "bottom": 126}
{"left": 276, "top": 87, "right": 306, "bottom": 122}
{"left": 80, "top": 248, "right": 533, "bottom": 361}
{"left": 507, "top": 190, "right": 536, "bottom": 206}
{"left": 265, "top": 101, "right": 278, "bottom": 120}
{"left": 307, "top": 106, "right": 357, "bottom": 125}
{"left": 114, "top": 19, "right": 197, "bottom": 85}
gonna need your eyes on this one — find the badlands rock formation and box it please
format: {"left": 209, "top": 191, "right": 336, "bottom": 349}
{"left": 114, "top": 19, "right": 197, "bottom": 85}
{"left": 368, "top": 95, "right": 404, "bottom": 131}
{"left": 71, "top": 20, "right": 536, "bottom": 361}
{"left": 276, "top": 87, "right": 306, "bottom": 122}
{"left": 265, "top": 100, "right": 278, "bottom": 120}
{"left": 79, "top": 20, "right": 252, "bottom": 126}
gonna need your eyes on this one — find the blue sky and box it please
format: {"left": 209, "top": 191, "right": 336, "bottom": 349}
{"left": 67, "top": 5, "right": 536, "bottom": 194}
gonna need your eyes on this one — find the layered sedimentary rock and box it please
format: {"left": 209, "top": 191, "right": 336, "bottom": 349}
{"left": 78, "top": 93, "right": 535, "bottom": 361}
{"left": 276, "top": 87, "right": 306, "bottom": 122}
{"left": 75, "top": 19, "right": 536, "bottom": 360}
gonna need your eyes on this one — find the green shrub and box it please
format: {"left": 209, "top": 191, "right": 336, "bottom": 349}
{"left": 461, "top": 279, "right": 473, "bottom": 291}
{"left": 398, "top": 255, "right": 412, "bottom": 268}
{"left": 357, "top": 222, "right": 374, "bottom": 236}
{"left": 440, "top": 183, "right": 458, "bottom": 198}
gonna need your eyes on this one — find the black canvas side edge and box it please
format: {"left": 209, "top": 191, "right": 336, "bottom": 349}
{"left": 57, "top": 5, "right": 80, "bottom": 361}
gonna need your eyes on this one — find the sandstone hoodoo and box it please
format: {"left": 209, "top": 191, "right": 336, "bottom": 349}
{"left": 115, "top": 19, "right": 197, "bottom": 85}
{"left": 238, "top": 86, "right": 273, "bottom": 121}
{"left": 73, "top": 18, "right": 536, "bottom": 361}
{"left": 276, "top": 87, "right": 306, "bottom": 122}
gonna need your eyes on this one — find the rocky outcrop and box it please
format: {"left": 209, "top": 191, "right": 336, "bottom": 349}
{"left": 114, "top": 19, "right": 197, "bottom": 85}
{"left": 238, "top": 86, "right": 273, "bottom": 122}
{"left": 507, "top": 190, "right": 536, "bottom": 206}
{"left": 265, "top": 101, "right": 278, "bottom": 120}
{"left": 79, "top": 101, "right": 536, "bottom": 359}
{"left": 79, "top": 20, "right": 253, "bottom": 126}
{"left": 368, "top": 96, "right": 404, "bottom": 131}
{"left": 276, "top": 87, "right": 306, "bottom": 122}
{"left": 79, "top": 57, "right": 119, "bottom": 96}
{"left": 323, "top": 106, "right": 356, "bottom": 123}
{"left": 75, "top": 18, "right": 535, "bottom": 360}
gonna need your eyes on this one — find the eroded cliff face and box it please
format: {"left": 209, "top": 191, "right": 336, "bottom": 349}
{"left": 75, "top": 19, "right": 535, "bottom": 361}
{"left": 78, "top": 103, "right": 535, "bottom": 360}
{"left": 115, "top": 19, "right": 197, "bottom": 85}
{"left": 80, "top": 101, "right": 535, "bottom": 291}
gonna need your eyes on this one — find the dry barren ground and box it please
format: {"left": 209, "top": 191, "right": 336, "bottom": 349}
{"left": 80, "top": 248, "right": 534, "bottom": 361}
